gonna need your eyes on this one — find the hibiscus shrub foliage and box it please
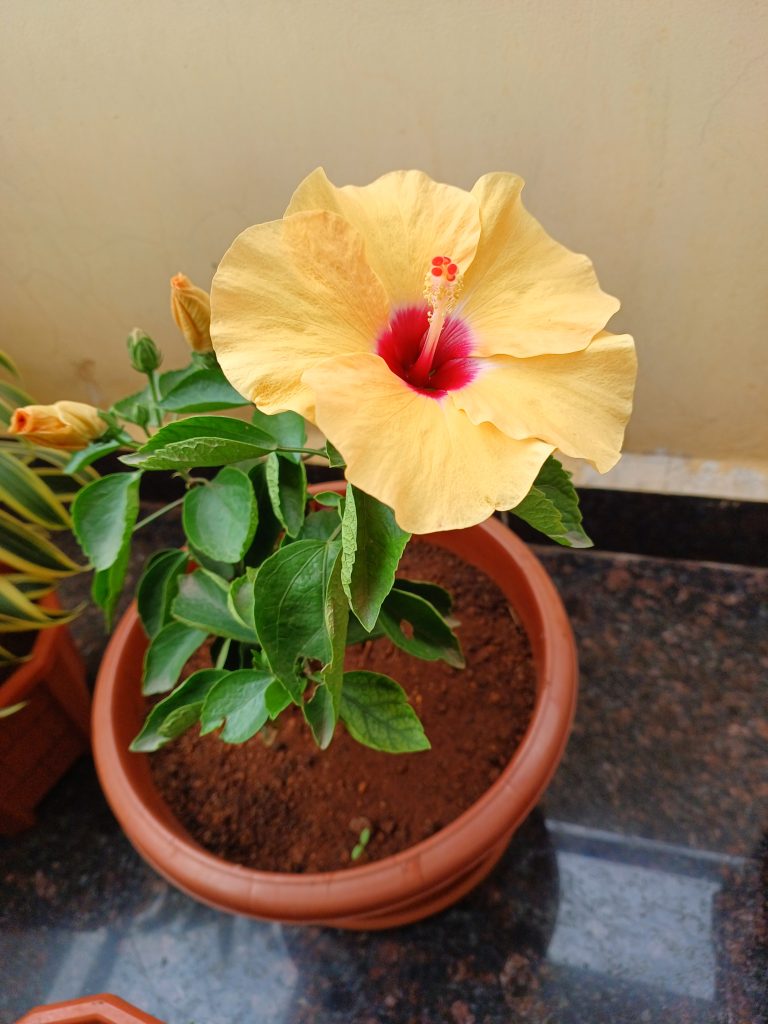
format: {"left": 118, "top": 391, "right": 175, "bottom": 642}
{"left": 66, "top": 337, "right": 590, "bottom": 754}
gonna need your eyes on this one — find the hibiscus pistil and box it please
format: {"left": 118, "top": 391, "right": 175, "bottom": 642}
{"left": 411, "top": 256, "right": 464, "bottom": 380}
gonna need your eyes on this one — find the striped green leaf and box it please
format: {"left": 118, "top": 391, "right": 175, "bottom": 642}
{"left": 0, "top": 450, "right": 71, "bottom": 528}
{"left": 0, "top": 508, "right": 82, "bottom": 578}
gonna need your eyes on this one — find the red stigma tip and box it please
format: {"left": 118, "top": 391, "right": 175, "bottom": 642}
{"left": 431, "top": 256, "right": 443, "bottom": 266}
{"left": 431, "top": 266, "right": 443, "bottom": 277}
{"left": 447, "top": 263, "right": 457, "bottom": 274}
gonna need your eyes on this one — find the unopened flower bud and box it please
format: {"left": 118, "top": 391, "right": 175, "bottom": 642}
{"left": 127, "top": 328, "right": 162, "bottom": 373}
{"left": 170, "top": 273, "right": 212, "bottom": 352}
{"left": 8, "top": 401, "right": 105, "bottom": 450}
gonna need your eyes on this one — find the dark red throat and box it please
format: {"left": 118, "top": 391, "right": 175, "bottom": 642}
{"left": 376, "top": 305, "right": 477, "bottom": 397}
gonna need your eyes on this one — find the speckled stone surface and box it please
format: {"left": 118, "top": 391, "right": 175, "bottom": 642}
{"left": 1, "top": 522, "right": 766, "bottom": 1024}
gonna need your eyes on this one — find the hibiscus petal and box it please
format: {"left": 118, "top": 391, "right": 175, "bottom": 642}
{"left": 460, "top": 173, "right": 620, "bottom": 357}
{"left": 286, "top": 168, "right": 481, "bottom": 307}
{"left": 303, "top": 352, "right": 554, "bottom": 534}
{"left": 452, "top": 332, "right": 637, "bottom": 472}
{"left": 211, "top": 211, "right": 389, "bottom": 416}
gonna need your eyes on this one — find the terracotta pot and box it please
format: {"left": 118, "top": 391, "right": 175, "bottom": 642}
{"left": 16, "top": 993, "right": 164, "bottom": 1023}
{"left": 92, "top": 498, "right": 577, "bottom": 929}
{"left": 0, "top": 595, "right": 90, "bottom": 836}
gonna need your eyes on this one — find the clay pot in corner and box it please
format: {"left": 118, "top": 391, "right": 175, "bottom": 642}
{"left": 16, "top": 993, "right": 164, "bottom": 1024}
{"left": 92, "top": 505, "right": 578, "bottom": 930}
{"left": 0, "top": 596, "right": 90, "bottom": 836}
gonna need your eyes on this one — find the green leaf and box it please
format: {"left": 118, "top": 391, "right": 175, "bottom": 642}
{"left": 265, "top": 452, "right": 307, "bottom": 538}
{"left": 182, "top": 467, "right": 258, "bottom": 563}
{"left": 173, "top": 568, "right": 256, "bottom": 643}
{"left": 27, "top": 447, "right": 99, "bottom": 485}
{"left": 304, "top": 683, "right": 336, "bottom": 749}
{"left": 199, "top": 668, "right": 276, "bottom": 742}
{"left": 511, "top": 456, "right": 593, "bottom": 548}
{"left": 64, "top": 440, "right": 122, "bottom": 475}
{"left": 131, "top": 669, "right": 226, "bottom": 751}
{"left": 0, "top": 508, "right": 82, "bottom": 578}
{"left": 72, "top": 471, "right": 142, "bottom": 570}
{"left": 161, "top": 368, "right": 250, "bottom": 412}
{"left": 325, "top": 439, "right": 345, "bottom": 468}
{"left": 312, "top": 490, "right": 344, "bottom": 510}
{"left": 228, "top": 570, "right": 257, "bottom": 632}
{"left": 121, "top": 416, "right": 277, "bottom": 471}
{"left": 252, "top": 538, "right": 340, "bottom": 699}
{"left": 322, "top": 550, "right": 348, "bottom": 714}
{"left": 393, "top": 578, "right": 453, "bottom": 617}
{"left": 265, "top": 678, "right": 292, "bottom": 718}
{"left": 341, "top": 484, "right": 410, "bottom": 632}
{"left": 297, "top": 508, "right": 340, "bottom": 542}
{"left": 137, "top": 549, "right": 189, "bottom": 639}
{"left": 0, "top": 380, "right": 34, "bottom": 413}
{"left": 0, "top": 350, "right": 19, "bottom": 377}
{"left": 243, "top": 462, "right": 283, "bottom": 567}
{"left": 251, "top": 409, "right": 306, "bottom": 462}
{"left": 0, "top": 450, "right": 71, "bottom": 529}
{"left": 111, "top": 385, "right": 152, "bottom": 427}
{"left": 142, "top": 620, "right": 208, "bottom": 695}
{"left": 340, "top": 671, "right": 430, "bottom": 753}
{"left": 380, "top": 588, "right": 464, "bottom": 668}
{"left": 0, "top": 576, "right": 76, "bottom": 626}
{"left": 188, "top": 543, "right": 236, "bottom": 581}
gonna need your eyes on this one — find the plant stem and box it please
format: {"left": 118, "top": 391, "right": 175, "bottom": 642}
{"left": 133, "top": 496, "right": 184, "bottom": 532}
{"left": 147, "top": 370, "right": 164, "bottom": 429}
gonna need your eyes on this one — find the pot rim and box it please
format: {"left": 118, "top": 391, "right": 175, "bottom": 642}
{"left": 93, "top": 513, "right": 577, "bottom": 923}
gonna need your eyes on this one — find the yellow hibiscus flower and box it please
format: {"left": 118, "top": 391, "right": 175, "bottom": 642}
{"left": 210, "top": 169, "right": 636, "bottom": 534}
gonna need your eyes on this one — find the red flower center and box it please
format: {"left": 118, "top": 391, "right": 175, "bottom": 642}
{"left": 376, "top": 305, "right": 477, "bottom": 397}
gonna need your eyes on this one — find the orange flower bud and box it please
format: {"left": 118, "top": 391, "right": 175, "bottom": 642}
{"left": 8, "top": 401, "right": 105, "bottom": 450}
{"left": 170, "top": 273, "right": 212, "bottom": 352}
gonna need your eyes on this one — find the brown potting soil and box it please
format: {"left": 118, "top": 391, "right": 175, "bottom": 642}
{"left": 149, "top": 541, "right": 537, "bottom": 872}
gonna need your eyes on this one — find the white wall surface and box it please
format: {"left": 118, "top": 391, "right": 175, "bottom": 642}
{"left": 2, "top": 0, "right": 766, "bottom": 481}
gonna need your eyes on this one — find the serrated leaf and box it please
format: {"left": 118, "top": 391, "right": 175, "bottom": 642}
{"left": 340, "top": 671, "right": 430, "bottom": 753}
{"left": 160, "top": 368, "right": 249, "bottom": 412}
{"left": 0, "top": 450, "right": 71, "bottom": 528}
{"left": 122, "top": 416, "right": 277, "bottom": 471}
{"left": 182, "top": 466, "right": 258, "bottom": 563}
{"left": 64, "top": 440, "right": 122, "bottom": 475}
{"left": 252, "top": 538, "right": 340, "bottom": 699}
{"left": 173, "top": 568, "right": 256, "bottom": 643}
{"left": 199, "top": 668, "right": 276, "bottom": 742}
{"left": 137, "top": 549, "right": 189, "bottom": 639}
{"left": 511, "top": 456, "right": 593, "bottom": 548}
{"left": 304, "top": 683, "right": 336, "bottom": 749}
{"left": 72, "top": 471, "right": 142, "bottom": 570}
{"left": 341, "top": 484, "right": 410, "bottom": 632}
{"left": 265, "top": 452, "right": 307, "bottom": 538}
{"left": 251, "top": 408, "right": 306, "bottom": 462}
{"left": 142, "top": 620, "right": 208, "bottom": 694}
{"left": 380, "top": 588, "right": 464, "bottom": 668}
{"left": 131, "top": 668, "right": 226, "bottom": 751}
{"left": 0, "top": 508, "right": 82, "bottom": 578}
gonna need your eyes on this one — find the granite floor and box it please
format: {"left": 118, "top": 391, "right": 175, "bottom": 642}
{"left": 1, "top": 537, "right": 766, "bottom": 1024}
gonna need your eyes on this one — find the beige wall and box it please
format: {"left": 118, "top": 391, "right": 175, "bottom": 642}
{"left": 2, "top": 0, "right": 766, "bottom": 479}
